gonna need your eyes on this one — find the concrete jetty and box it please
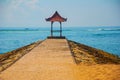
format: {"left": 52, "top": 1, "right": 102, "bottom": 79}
{"left": 0, "top": 39, "right": 79, "bottom": 80}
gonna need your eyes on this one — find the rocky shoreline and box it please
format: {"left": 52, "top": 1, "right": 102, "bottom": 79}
{"left": 68, "top": 40, "right": 120, "bottom": 65}
{"left": 0, "top": 40, "right": 42, "bottom": 72}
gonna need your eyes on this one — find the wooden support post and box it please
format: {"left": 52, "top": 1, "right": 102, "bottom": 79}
{"left": 51, "top": 22, "right": 53, "bottom": 37}
{"left": 60, "top": 22, "right": 62, "bottom": 37}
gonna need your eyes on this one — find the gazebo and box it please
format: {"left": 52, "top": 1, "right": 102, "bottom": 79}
{"left": 46, "top": 11, "right": 67, "bottom": 39}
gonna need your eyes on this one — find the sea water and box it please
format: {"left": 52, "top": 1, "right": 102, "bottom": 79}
{"left": 0, "top": 26, "right": 120, "bottom": 56}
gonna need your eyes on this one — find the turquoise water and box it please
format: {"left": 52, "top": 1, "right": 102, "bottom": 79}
{"left": 0, "top": 27, "right": 120, "bottom": 56}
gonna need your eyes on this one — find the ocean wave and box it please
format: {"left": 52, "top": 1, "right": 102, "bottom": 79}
{"left": 93, "top": 33, "right": 120, "bottom": 37}
{"left": 97, "top": 28, "right": 120, "bottom": 31}
{"left": 87, "top": 28, "right": 120, "bottom": 31}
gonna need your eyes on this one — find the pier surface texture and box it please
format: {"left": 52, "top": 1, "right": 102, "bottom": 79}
{"left": 0, "top": 39, "right": 79, "bottom": 80}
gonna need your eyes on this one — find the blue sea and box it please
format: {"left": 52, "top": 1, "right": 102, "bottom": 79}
{"left": 0, "top": 26, "right": 120, "bottom": 56}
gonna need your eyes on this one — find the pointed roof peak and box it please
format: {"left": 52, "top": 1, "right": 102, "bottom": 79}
{"left": 55, "top": 11, "right": 59, "bottom": 14}
{"left": 46, "top": 11, "right": 67, "bottom": 22}
{"left": 55, "top": 11, "right": 58, "bottom": 13}
{"left": 53, "top": 11, "right": 60, "bottom": 16}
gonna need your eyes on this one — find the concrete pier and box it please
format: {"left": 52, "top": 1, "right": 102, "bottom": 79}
{"left": 0, "top": 39, "right": 78, "bottom": 80}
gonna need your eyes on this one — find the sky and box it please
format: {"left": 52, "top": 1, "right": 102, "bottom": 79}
{"left": 0, "top": 0, "right": 120, "bottom": 27}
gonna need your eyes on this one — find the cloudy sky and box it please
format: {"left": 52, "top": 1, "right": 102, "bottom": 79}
{"left": 0, "top": 0, "right": 120, "bottom": 27}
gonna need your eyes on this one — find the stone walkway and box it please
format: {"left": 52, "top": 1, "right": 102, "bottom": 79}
{"left": 0, "top": 39, "right": 79, "bottom": 80}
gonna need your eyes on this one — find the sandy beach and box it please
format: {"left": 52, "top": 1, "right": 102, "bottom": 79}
{"left": 76, "top": 64, "right": 120, "bottom": 80}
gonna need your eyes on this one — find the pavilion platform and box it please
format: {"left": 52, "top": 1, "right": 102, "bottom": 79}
{"left": 47, "top": 36, "right": 66, "bottom": 39}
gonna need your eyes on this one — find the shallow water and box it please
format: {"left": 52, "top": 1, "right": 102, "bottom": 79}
{"left": 0, "top": 26, "right": 120, "bottom": 56}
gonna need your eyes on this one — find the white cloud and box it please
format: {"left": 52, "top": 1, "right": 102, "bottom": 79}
{"left": 26, "top": 0, "right": 39, "bottom": 9}
{"left": 4, "top": 0, "right": 41, "bottom": 24}
{"left": 10, "top": 0, "right": 39, "bottom": 10}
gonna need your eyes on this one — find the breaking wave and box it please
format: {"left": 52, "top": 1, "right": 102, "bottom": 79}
{"left": 97, "top": 28, "right": 120, "bottom": 31}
